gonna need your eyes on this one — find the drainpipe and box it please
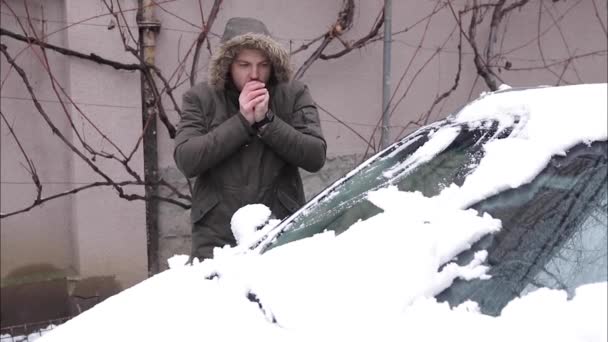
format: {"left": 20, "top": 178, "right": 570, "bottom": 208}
{"left": 380, "top": 0, "right": 392, "bottom": 149}
{"left": 137, "top": 0, "right": 161, "bottom": 276}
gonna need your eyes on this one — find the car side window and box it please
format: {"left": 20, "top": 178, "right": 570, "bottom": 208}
{"left": 436, "top": 141, "right": 608, "bottom": 316}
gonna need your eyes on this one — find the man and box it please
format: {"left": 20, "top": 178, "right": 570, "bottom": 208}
{"left": 174, "top": 17, "right": 327, "bottom": 260}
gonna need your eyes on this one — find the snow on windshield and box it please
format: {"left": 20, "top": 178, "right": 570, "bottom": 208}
{"left": 37, "top": 84, "right": 607, "bottom": 342}
{"left": 382, "top": 125, "right": 461, "bottom": 179}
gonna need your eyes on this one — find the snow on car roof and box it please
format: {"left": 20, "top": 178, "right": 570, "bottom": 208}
{"left": 454, "top": 83, "right": 607, "bottom": 146}
{"left": 445, "top": 83, "right": 607, "bottom": 208}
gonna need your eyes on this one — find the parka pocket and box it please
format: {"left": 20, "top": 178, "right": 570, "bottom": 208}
{"left": 191, "top": 191, "right": 220, "bottom": 224}
{"left": 276, "top": 189, "right": 300, "bottom": 216}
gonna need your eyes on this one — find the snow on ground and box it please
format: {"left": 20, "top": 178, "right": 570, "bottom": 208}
{"left": 36, "top": 84, "right": 607, "bottom": 342}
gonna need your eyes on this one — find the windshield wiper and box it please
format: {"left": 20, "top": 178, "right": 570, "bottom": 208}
{"left": 246, "top": 291, "right": 278, "bottom": 325}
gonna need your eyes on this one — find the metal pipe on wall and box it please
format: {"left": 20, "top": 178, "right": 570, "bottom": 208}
{"left": 380, "top": 0, "right": 392, "bottom": 149}
{"left": 138, "top": 0, "right": 161, "bottom": 276}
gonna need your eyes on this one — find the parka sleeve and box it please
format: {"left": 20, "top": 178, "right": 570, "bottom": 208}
{"left": 174, "top": 87, "right": 255, "bottom": 178}
{"left": 258, "top": 83, "right": 327, "bottom": 172}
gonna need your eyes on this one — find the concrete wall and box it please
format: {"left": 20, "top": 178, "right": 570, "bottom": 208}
{"left": 1, "top": 0, "right": 607, "bottom": 304}
{"left": 1, "top": 0, "right": 74, "bottom": 281}
{"left": 62, "top": 0, "right": 147, "bottom": 291}
{"left": 1, "top": 0, "right": 147, "bottom": 296}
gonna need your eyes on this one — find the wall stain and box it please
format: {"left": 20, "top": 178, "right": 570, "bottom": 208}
{"left": 1, "top": 263, "right": 122, "bottom": 331}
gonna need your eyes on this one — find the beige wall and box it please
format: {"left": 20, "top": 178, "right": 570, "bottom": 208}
{"left": 63, "top": 0, "right": 147, "bottom": 289}
{"left": 2, "top": 0, "right": 607, "bottom": 291}
{"left": 1, "top": 0, "right": 75, "bottom": 280}
{"left": 1, "top": 0, "right": 147, "bottom": 290}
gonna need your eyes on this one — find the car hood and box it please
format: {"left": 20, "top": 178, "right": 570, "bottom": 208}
{"left": 38, "top": 83, "right": 608, "bottom": 342}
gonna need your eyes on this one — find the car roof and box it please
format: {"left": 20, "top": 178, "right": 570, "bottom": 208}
{"left": 451, "top": 83, "right": 607, "bottom": 142}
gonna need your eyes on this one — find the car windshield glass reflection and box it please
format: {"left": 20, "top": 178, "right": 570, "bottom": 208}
{"left": 264, "top": 121, "right": 504, "bottom": 251}
{"left": 437, "top": 141, "right": 608, "bottom": 316}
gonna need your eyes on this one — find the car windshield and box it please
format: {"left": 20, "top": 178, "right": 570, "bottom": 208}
{"left": 264, "top": 119, "right": 506, "bottom": 250}
{"left": 437, "top": 141, "right": 607, "bottom": 315}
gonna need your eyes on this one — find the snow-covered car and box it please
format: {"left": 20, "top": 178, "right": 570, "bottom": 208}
{"left": 39, "top": 83, "right": 607, "bottom": 342}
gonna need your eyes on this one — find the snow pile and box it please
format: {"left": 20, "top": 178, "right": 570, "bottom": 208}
{"left": 36, "top": 185, "right": 508, "bottom": 341}
{"left": 237, "top": 187, "right": 501, "bottom": 331}
{"left": 449, "top": 83, "right": 608, "bottom": 207}
{"left": 230, "top": 204, "right": 272, "bottom": 245}
{"left": 355, "top": 282, "right": 607, "bottom": 342}
{"left": 37, "top": 83, "right": 607, "bottom": 341}
{"left": 166, "top": 254, "right": 192, "bottom": 269}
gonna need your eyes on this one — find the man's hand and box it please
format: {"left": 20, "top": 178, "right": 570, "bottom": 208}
{"left": 253, "top": 88, "right": 269, "bottom": 123}
{"left": 239, "top": 81, "right": 267, "bottom": 125}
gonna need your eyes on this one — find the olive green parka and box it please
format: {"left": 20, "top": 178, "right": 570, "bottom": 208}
{"left": 174, "top": 18, "right": 326, "bottom": 260}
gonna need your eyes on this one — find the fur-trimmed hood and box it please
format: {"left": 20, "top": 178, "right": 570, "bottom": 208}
{"left": 208, "top": 18, "right": 292, "bottom": 90}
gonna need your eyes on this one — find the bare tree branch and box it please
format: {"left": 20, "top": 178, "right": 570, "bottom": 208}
{"left": 394, "top": 32, "right": 463, "bottom": 142}
{"left": 100, "top": 0, "right": 139, "bottom": 52}
{"left": 555, "top": 58, "right": 571, "bottom": 85}
{"left": 591, "top": 0, "right": 607, "bottom": 36}
{"left": 469, "top": 0, "right": 499, "bottom": 91}
{"left": 1, "top": 43, "right": 192, "bottom": 217}
{"left": 1, "top": 38, "right": 190, "bottom": 211}
{"left": 384, "top": 2, "right": 448, "bottom": 40}
{"left": 290, "top": 34, "right": 326, "bottom": 55}
{"left": 116, "top": 0, "right": 140, "bottom": 47}
{"left": 388, "top": 1, "right": 445, "bottom": 120}
{"left": 361, "top": 1, "right": 445, "bottom": 159}
{"left": 197, "top": 0, "right": 214, "bottom": 56}
{"left": 19, "top": 4, "right": 136, "bottom": 164}
{"left": 501, "top": 0, "right": 532, "bottom": 15}
{"left": 10, "top": 9, "right": 140, "bottom": 166}
{"left": 535, "top": 0, "right": 560, "bottom": 81}
{"left": 150, "top": 65, "right": 183, "bottom": 117}
{"left": 320, "top": 8, "right": 384, "bottom": 60}
{"left": 4, "top": 4, "right": 179, "bottom": 140}
{"left": 189, "top": 0, "right": 222, "bottom": 87}
{"left": 447, "top": 0, "right": 528, "bottom": 91}
{"left": 494, "top": 50, "right": 607, "bottom": 71}
{"left": 141, "top": 66, "right": 177, "bottom": 138}
{"left": 419, "top": 28, "right": 463, "bottom": 128}
{"left": 315, "top": 102, "right": 374, "bottom": 150}
{"left": 500, "top": 0, "right": 584, "bottom": 55}
{"left": 1, "top": 43, "right": 128, "bottom": 198}
{"left": 0, "top": 27, "right": 143, "bottom": 71}
{"left": 540, "top": 0, "right": 583, "bottom": 83}
{"left": 0, "top": 111, "right": 42, "bottom": 202}
{"left": 4, "top": 6, "right": 155, "bottom": 194}
{"left": 1, "top": 180, "right": 191, "bottom": 219}
{"left": 294, "top": 0, "right": 356, "bottom": 79}
{"left": 294, "top": 36, "right": 334, "bottom": 80}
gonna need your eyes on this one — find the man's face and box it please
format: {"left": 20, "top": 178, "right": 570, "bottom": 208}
{"left": 230, "top": 48, "right": 272, "bottom": 91}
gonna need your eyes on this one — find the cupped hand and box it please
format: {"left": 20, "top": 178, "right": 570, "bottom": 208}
{"left": 239, "top": 81, "right": 266, "bottom": 124}
{"left": 253, "top": 90, "right": 269, "bottom": 122}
